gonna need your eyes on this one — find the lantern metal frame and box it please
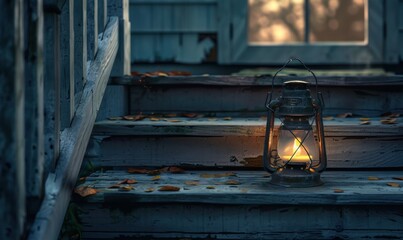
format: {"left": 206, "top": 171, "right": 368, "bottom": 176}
{"left": 263, "top": 58, "right": 327, "bottom": 188}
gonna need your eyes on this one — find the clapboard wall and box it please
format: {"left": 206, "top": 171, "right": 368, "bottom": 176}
{"left": 129, "top": 0, "right": 403, "bottom": 65}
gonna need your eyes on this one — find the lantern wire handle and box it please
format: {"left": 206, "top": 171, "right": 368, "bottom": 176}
{"left": 268, "top": 57, "right": 319, "bottom": 104}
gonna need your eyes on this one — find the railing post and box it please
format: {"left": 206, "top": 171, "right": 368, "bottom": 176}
{"left": 60, "top": 0, "right": 75, "bottom": 129}
{"left": 88, "top": 0, "right": 98, "bottom": 60}
{"left": 98, "top": 0, "right": 107, "bottom": 33}
{"left": 0, "top": 0, "right": 26, "bottom": 239}
{"left": 108, "top": 0, "right": 131, "bottom": 76}
{"left": 74, "top": 0, "right": 87, "bottom": 105}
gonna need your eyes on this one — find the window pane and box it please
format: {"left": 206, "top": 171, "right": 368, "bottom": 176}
{"left": 248, "top": 0, "right": 305, "bottom": 44}
{"left": 309, "top": 0, "right": 367, "bottom": 43}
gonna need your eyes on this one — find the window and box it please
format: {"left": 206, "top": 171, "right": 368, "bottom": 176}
{"left": 218, "top": 0, "right": 385, "bottom": 64}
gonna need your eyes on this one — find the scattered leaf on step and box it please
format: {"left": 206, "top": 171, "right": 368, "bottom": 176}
{"left": 225, "top": 180, "right": 240, "bottom": 185}
{"left": 108, "top": 184, "right": 121, "bottom": 189}
{"left": 108, "top": 116, "right": 123, "bottom": 120}
{"left": 151, "top": 175, "right": 161, "bottom": 181}
{"left": 206, "top": 186, "right": 215, "bottom": 189}
{"left": 387, "top": 182, "right": 400, "bottom": 188}
{"left": 200, "top": 172, "right": 237, "bottom": 178}
{"left": 123, "top": 114, "right": 145, "bottom": 121}
{"left": 184, "top": 181, "right": 199, "bottom": 186}
{"left": 119, "top": 185, "right": 134, "bottom": 191}
{"left": 223, "top": 117, "right": 232, "bottom": 120}
{"left": 161, "top": 166, "right": 185, "bottom": 173}
{"left": 119, "top": 179, "right": 137, "bottom": 184}
{"left": 144, "top": 187, "right": 155, "bottom": 193}
{"left": 164, "top": 113, "right": 177, "bottom": 117}
{"left": 147, "top": 169, "right": 161, "bottom": 176}
{"left": 158, "top": 185, "right": 180, "bottom": 191}
{"left": 333, "top": 189, "right": 344, "bottom": 193}
{"left": 323, "top": 116, "right": 334, "bottom": 121}
{"left": 182, "top": 113, "right": 198, "bottom": 118}
{"left": 74, "top": 186, "right": 97, "bottom": 197}
{"left": 380, "top": 118, "right": 397, "bottom": 124}
{"left": 392, "top": 177, "right": 403, "bottom": 181}
{"left": 337, "top": 112, "right": 353, "bottom": 118}
{"left": 359, "top": 118, "right": 371, "bottom": 121}
{"left": 128, "top": 168, "right": 149, "bottom": 174}
{"left": 368, "top": 176, "right": 381, "bottom": 181}
{"left": 360, "top": 121, "right": 371, "bottom": 125}
{"left": 167, "top": 119, "right": 182, "bottom": 123}
{"left": 166, "top": 71, "right": 191, "bottom": 76}
{"left": 150, "top": 117, "right": 160, "bottom": 121}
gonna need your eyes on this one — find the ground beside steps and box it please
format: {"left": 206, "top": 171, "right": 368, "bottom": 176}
{"left": 74, "top": 170, "right": 403, "bottom": 240}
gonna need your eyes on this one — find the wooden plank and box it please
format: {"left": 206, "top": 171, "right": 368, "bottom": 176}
{"left": 108, "top": 0, "right": 131, "bottom": 76}
{"left": 384, "top": 0, "right": 399, "bottom": 63}
{"left": 0, "top": 0, "right": 26, "bottom": 239}
{"left": 78, "top": 203, "right": 403, "bottom": 239}
{"left": 111, "top": 75, "right": 403, "bottom": 86}
{"left": 74, "top": 0, "right": 87, "bottom": 104}
{"left": 128, "top": 86, "right": 403, "bottom": 117}
{"left": 87, "top": 0, "right": 98, "bottom": 60}
{"left": 130, "top": 0, "right": 217, "bottom": 4}
{"left": 217, "top": 0, "right": 231, "bottom": 63}
{"left": 43, "top": 12, "right": 61, "bottom": 173}
{"left": 97, "top": 0, "right": 107, "bottom": 32}
{"left": 87, "top": 135, "right": 403, "bottom": 169}
{"left": 25, "top": 0, "right": 45, "bottom": 210}
{"left": 28, "top": 17, "right": 119, "bottom": 240}
{"left": 77, "top": 170, "right": 403, "bottom": 205}
{"left": 95, "top": 86, "right": 129, "bottom": 121}
{"left": 60, "top": 0, "right": 75, "bottom": 129}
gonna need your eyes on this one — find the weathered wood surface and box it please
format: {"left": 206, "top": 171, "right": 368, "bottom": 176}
{"left": 87, "top": 0, "right": 98, "bottom": 60}
{"left": 93, "top": 117, "right": 403, "bottom": 137}
{"left": 28, "top": 17, "right": 119, "bottom": 240}
{"left": 86, "top": 135, "right": 403, "bottom": 169}
{"left": 0, "top": 1, "right": 26, "bottom": 239}
{"left": 78, "top": 202, "right": 403, "bottom": 239}
{"left": 74, "top": 0, "right": 87, "bottom": 100}
{"left": 95, "top": 85, "right": 129, "bottom": 121}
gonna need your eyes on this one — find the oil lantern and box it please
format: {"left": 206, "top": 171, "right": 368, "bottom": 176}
{"left": 263, "top": 58, "right": 327, "bottom": 187}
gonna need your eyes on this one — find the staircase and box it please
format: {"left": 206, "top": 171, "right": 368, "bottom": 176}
{"left": 72, "top": 74, "right": 403, "bottom": 239}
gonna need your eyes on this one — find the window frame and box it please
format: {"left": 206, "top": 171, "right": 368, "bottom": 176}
{"left": 218, "top": 0, "right": 385, "bottom": 65}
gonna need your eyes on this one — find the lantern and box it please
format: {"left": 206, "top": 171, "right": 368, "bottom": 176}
{"left": 263, "top": 58, "right": 327, "bottom": 187}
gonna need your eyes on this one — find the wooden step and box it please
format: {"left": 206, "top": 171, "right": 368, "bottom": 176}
{"left": 85, "top": 117, "right": 403, "bottom": 169}
{"left": 74, "top": 170, "right": 403, "bottom": 239}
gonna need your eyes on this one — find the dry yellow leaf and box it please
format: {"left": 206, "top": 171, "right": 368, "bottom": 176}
{"left": 167, "top": 119, "right": 182, "bottom": 123}
{"left": 333, "top": 189, "right": 344, "bottom": 193}
{"left": 381, "top": 118, "right": 397, "bottom": 124}
{"left": 223, "top": 117, "right": 232, "bottom": 120}
{"left": 150, "top": 117, "right": 160, "bottom": 121}
{"left": 184, "top": 181, "right": 199, "bottom": 186}
{"left": 368, "top": 176, "right": 381, "bottom": 180}
{"left": 225, "top": 180, "right": 240, "bottom": 185}
{"left": 158, "top": 185, "right": 180, "bottom": 191}
{"left": 144, "top": 187, "right": 155, "bottom": 193}
{"left": 323, "top": 116, "right": 334, "bottom": 121}
{"left": 123, "top": 114, "right": 145, "bottom": 121}
{"left": 119, "top": 179, "right": 137, "bottom": 184}
{"left": 151, "top": 175, "right": 161, "bottom": 181}
{"left": 74, "top": 186, "right": 97, "bottom": 197}
{"left": 360, "top": 121, "right": 371, "bottom": 125}
{"left": 119, "top": 185, "right": 134, "bottom": 191}
{"left": 359, "top": 118, "right": 371, "bottom": 121}
{"left": 387, "top": 182, "right": 400, "bottom": 188}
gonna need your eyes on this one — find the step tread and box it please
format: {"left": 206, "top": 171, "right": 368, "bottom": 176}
{"left": 77, "top": 170, "right": 403, "bottom": 205}
{"left": 93, "top": 117, "right": 403, "bottom": 136}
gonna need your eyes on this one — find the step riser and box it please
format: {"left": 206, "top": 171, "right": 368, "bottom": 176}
{"left": 78, "top": 203, "right": 403, "bottom": 240}
{"left": 129, "top": 86, "right": 403, "bottom": 117}
{"left": 86, "top": 136, "right": 403, "bottom": 168}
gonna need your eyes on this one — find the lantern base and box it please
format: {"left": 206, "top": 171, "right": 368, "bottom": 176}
{"left": 270, "top": 164, "right": 323, "bottom": 188}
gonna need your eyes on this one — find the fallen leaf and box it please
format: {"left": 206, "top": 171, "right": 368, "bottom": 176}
{"left": 323, "top": 116, "right": 334, "bottom": 121}
{"left": 368, "top": 176, "right": 381, "bottom": 180}
{"left": 74, "top": 186, "right": 97, "bottom": 197}
{"left": 150, "top": 117, "right": 160, "bottom": 121}
{"left": 359, "top": 118, "right": 371, "bottom": 121}
{"left": 163, "top": 166, "right": 185, "bottom": 173}
{"left": 360, "top": 121, "right": 371, "bottom": 125}
{"left": 184, "top": 181, "right": 199, "bottom": 186}
{"left": 387, "top": 182, "right": 400, "bottom": 188}
{"left": 206, "top": 186, "right": 215, "bottom": 189}
{"left": 167, "top": 119, "right": 182, "bottom": 123}
{"left": 200, "top": 172, "right": 237, "bottom": 178}
{"left": 337, "top": 112, "right": 353, "bottom": 118}
{"left": 167, "top": 71, "right": 191, "bottom": 76}
{"left": 108, "top": 116, "right": 123, "bottom": 120}
{"left": 380, "top": 118, "right": 397, "bottom": 124}
{"left": 123, "top": 114, "right": 145, "bottom": 121}
{"left": 119, "top": 179, "right": 137, "bottom": 184}
{"left": 128, "top": 168, "right": 149, "bottom": 174}
{"left": 224, "top": 180, "right": 240, "bottom": 185}
{"left": 147, "top": 169, "right": 161, "bottom": 176}
{"left": 392, "top": 177, "right": 403, "bottom": 181}
{"left": 144, "top": 187, "right": 155, "bottom": 193}
{"left": 164, "top": 113, "right": 177, "bottom": 117}
{"left": 333, "top": 189, "right": 344, "bottom": 193}
{"left": 223, "top": 117, "right": 232, "bottom": 120}
{"left": 119, "top": 185, "right": 134, "bottom": 191}
{"left": 151, "top": 175, "right": 161, "bottom": 181}
{"left": 158, "top": 185, "right": 180, "bottom": 191}
{"left": 108, "top": 184, "right": 121, "bottom": 189}
{"left": 182, "top": 113, "right": 198, "bottom": 118}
